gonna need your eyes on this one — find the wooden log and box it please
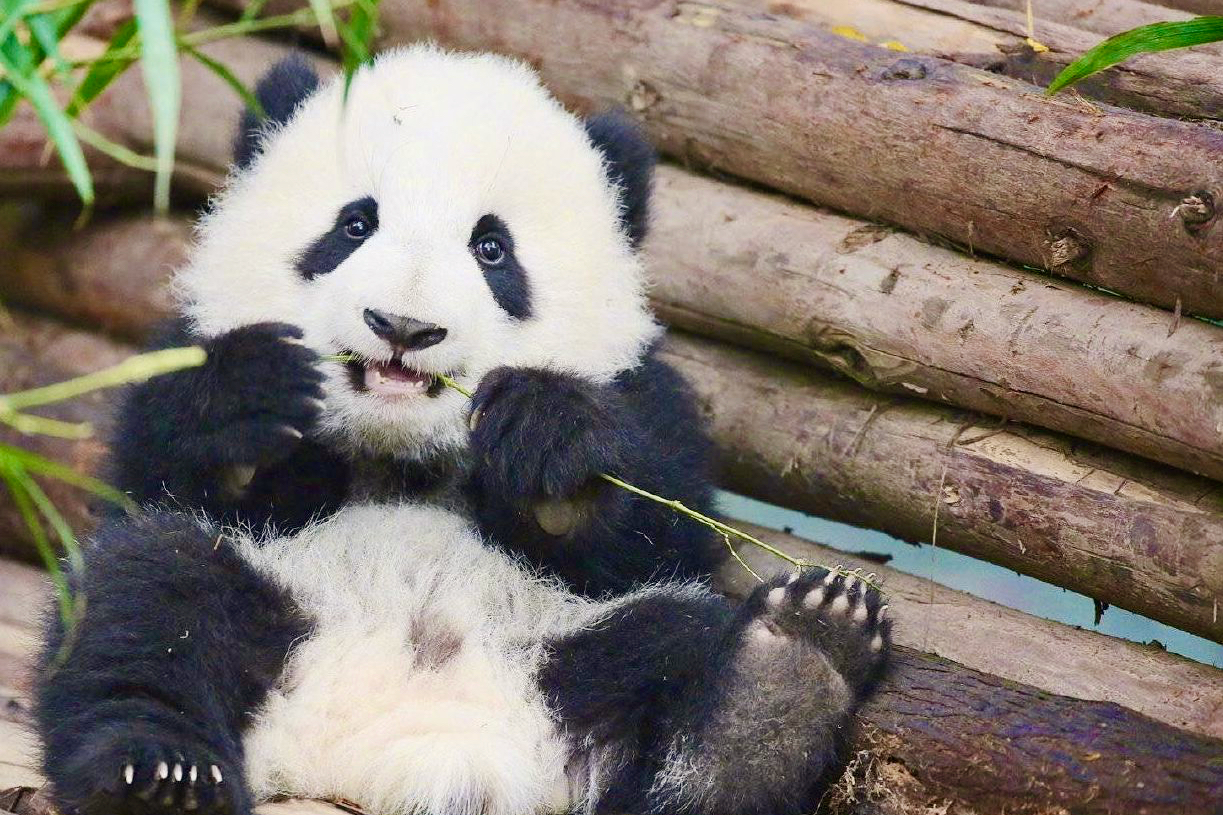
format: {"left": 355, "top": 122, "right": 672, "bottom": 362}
{"left": 0, "top": 314, "right": 134, "bottom": 564}
{"left": 1152, "top": 0, "right": 1223, "bottom": 14}
{"left": 375, "top": 0, "right": 1223, "bottom": 319}
{"left": 964, "top": 0, "right": 1203, "bottom": 38}
{"left": 713, "top": 0, "right": 1223, "bottom": 118}
{"left": 647, "top": 165, "right": 1223, "bottom": 482}
{"left": 5, "top": 213, "right": 1223, "bottom": 641}
{"left": 0, "top": 557, "right": 1220, "bottom": 814}
{"left": 0, "top": 206, "right": 187, "bottom": 341}
{"left": 715, "top": 522, "right": 1223, "bottom": 740}
{"left": 659, "top": 333, "right": 1223, "bottom": 643}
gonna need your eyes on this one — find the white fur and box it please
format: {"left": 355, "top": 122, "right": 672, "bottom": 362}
{"left": 233, "top": 503, "right": 710, "bottom": 815}
{"left": 176, "top": 45, "right": 661, "bottom": 457}
{"left": 234, "top": 504, "right": 589, "bottom": 815}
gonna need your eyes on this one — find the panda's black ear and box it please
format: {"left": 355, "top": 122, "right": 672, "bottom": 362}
{"left": 585, "top": 111, "right": 656, "bottom": 248}
{"left": 233, "top": 55, "right": 320, "bottom": 170}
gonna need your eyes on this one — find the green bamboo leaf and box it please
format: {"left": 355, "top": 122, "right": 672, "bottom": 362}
{"left": 0, "top": 46, "right": 94, "bottom": 205}
{"left": 132, "top": 0, "right": 180, "bottom": 212}
{"left": 18, "top": 464, "right": 84, "bottom": 575}
{"left": 182, "top": 43, "right": 264, "bottom": 118}
{"left": 0, "top": 442, "right": 134, "bottom": 509}
{"left": 0, "top": 0, "right": 35, "bottom": 125}
{"left": 26, "top": 11, "right": 70, "bottom": 77}
{"left": 1048, "top": 16, "right": 1223, "bottom": 95}
{"left": 73, "top": 118, "right": 159, "bottom": 171}
{"left": 66, "top": 17, "right": 138, "bottom": 117}
{"left": 306, "top": 0, "right": 339, "bottom": 49}
{"left": 0, "top": 461, "right": 73, "bottom": 624}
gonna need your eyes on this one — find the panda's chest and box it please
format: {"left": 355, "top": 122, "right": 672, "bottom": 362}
{"left": 232, "top": 504, "right": 590, "bottom": 815}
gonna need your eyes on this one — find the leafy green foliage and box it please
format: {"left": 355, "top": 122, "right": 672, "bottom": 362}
{"left": 1048, "top": 16, "right": 1223, "bottom": 95}
{"left": 0, "top": 0, "right": 381, "bottom": 211}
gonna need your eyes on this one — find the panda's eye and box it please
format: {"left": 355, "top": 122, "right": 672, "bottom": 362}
{"left": 344, "top": 215, "right": 372, "bottom": 240}
{"left": 474, "top": 235, "right": 506, "bottom": 266}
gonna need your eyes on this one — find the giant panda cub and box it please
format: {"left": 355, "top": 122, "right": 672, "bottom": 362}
{"left": 34, "top": 47, "right": 892, "bottom": 815}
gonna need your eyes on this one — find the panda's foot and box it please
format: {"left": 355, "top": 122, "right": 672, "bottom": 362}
{"left": 745, "top": 566, "right": 891, "bottom": 690}
{"left": 53, "top": 733, "right": 247, "bottom": 815}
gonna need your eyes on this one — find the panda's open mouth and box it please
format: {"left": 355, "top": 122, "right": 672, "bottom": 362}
{"left": 343, "top": 354, "right": 447, "bottom": 399}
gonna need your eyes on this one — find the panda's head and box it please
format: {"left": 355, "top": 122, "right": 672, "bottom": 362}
{"left": 176, "top": 46, "right": 660, "bottom": 457}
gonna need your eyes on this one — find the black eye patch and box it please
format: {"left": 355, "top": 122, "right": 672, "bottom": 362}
{"left": 296, "top": 196, "right": 379, "bottom": 280}
{"left": 470, "top": 214, "right": 532, "bottom": 320}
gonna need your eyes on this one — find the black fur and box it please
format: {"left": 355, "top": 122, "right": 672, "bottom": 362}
{"left": 34, "top": 513, "right": 309, "bottom": 815}
{"left": 296, "top": 196, "right": 379, "bottom": 280}
{"left": 470, "top": 213, "right": 532, "bottom": 319}
{"left": 541, "top": 568, "right": 891, "bottom": 814}
{"left": 110, "top": 319, "right": 350, "bottom": 531}
{"left": 233, "top": 55, "right": 320, "bottom": 169}
{"left": 466, "top": 344, "right": 721, "bottom": 596}
{"left": 585, "top": 111, "right": 655, "bottom": 247}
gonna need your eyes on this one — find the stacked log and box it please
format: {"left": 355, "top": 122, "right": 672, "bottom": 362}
{"left": 4, "top": 4, "right": 1223, "bottom": 811}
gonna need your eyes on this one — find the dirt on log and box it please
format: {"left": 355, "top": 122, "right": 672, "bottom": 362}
{"left": 0, "top": 315, "right": 133, "bottom": 563}
{"left": 648, "top": 166, "right": 1223, "bottom": 481}
{"left": 660, "top": 333, "right": 1223, "bottom": 644}
{"left": 1, "top": 555, "right": 1220, "bottom": 814}
{"left": 369, "top": 0, "right": 1223, "bottom": 319}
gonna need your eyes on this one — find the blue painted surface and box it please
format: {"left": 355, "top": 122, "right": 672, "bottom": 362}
{"left": 718, "top": 491, "right": 1223, "bottom": 669}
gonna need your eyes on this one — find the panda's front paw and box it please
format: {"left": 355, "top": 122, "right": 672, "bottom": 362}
{"left": 53, "top": 733, "right": 248, "bottom": 815}
{"left": 468, "top": 367, "right": 628, "bottom": 505}
{"left": 186, "top": 322, "right": 325, "bottom": 471}
{"left": 745, "top": 567, "right": 892, "bottom": 692}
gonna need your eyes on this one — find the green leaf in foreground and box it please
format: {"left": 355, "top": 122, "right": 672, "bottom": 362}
{"left": 0, "top": 45, "right": 94, "bottom": 205}
{"left": 1048, "top": 16, "right": 1223, "bottom": 95}
{"left": 182, "top": 43, "right": 264, "bottom": 119}
{"left": 66, "top": 18, "right": 139, "bottom": 117}
{"left": 133, "top": 0, "right": 182, "bottom": 212}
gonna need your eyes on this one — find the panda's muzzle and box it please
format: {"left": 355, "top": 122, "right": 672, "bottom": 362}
{"left": 363, "top": 308, "right": 448, "bottom": 350}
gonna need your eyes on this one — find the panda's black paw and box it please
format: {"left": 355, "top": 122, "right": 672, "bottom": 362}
{"left": 468, "top": 366, "right": 629, "bottom": 504}
{"left": 185, "top": 322, "right": 325, "bottom": 470}
{"left": 743, "top": 567, "right": 892, "bottom": 692}
{"left": 52, "top": 732, "right": 248, "bottom": 815}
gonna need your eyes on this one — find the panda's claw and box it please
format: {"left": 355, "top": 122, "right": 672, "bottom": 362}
{"left": 744, "top": 567, "right": 892, "bottom": 689}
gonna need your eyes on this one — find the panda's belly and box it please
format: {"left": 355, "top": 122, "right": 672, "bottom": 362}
{"left": 231, "top": 503, "right": 595, "bottom": 815}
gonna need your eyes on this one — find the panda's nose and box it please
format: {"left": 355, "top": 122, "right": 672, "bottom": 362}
{"left": 363, "top": 308, "right": 448, "bottom": 350}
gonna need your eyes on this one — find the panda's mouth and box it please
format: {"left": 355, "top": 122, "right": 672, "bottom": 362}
{"left": 344, "top": 354, "right": 447, "bottom": 399}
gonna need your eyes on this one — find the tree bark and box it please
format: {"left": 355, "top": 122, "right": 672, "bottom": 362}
{"left": 647, "top": 166, "right": 1223, "bottom": 481}
{"left": 0, "top": 314, "right": 133, "bottom": 563}
{"left": 4, "top": 212, "right": 1223, "bottom": 641}
{"left": 1150, "top": 0, "right": 1223, "bottom": 14}
{"left": 715, "top": 522, "right": 1223, "bottom": 740}
{"left": 1, "top": 557, "right": 1220, "bottom": 814}
{"left": 371, "top": 0, "right": 1223, "bottom": 319}
{"left": 964, "top": 0, "right": 1204, "bottom": 38}
{"left": 0, "top": 205, "right": 188, "bottom": 342}
{"left": 709, "top": 0, "right": 1223, "bottom": 116}
{"left": 659, "top": 333, "right": 1223, "bottom": 644}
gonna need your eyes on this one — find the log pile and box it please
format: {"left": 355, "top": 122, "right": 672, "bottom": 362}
{"left": 3, "top": 0, "right": 1223, "bottom": 812}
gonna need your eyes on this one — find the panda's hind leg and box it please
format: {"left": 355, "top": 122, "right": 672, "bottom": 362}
{"left": 33, "top": 513, "right": 308, "bottom": 815}
{"left": 640, "top": 569, "right": 889, "bottom": 815}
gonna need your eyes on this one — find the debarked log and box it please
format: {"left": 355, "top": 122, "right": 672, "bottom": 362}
{"left": 4, "top": 211, "right": 1223, "bottom": 642}
{"left": 375, "top": 0, "right": 1223, "bottom": 318}
{"left": 0, "top": 554, "right": 1220, "bottom": 814}
{"left": 659, "top": 332, "right": 1223, "bottom": 644}
{"left": 647, "top": 165, "right": 1223, "bottom": 482}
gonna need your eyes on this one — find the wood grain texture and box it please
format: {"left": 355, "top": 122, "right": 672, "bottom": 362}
{"left": 1, "top": 556, "right": 1220, "bottom": 814}
{"left": 374, "top": 0, "right": 1223, "bottom": 318}
{"left": 648, "top": 166, "right": 1223, "bottom": 481}
{"left": 660, "top": 332, "right": 1223, "bottom": 643}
